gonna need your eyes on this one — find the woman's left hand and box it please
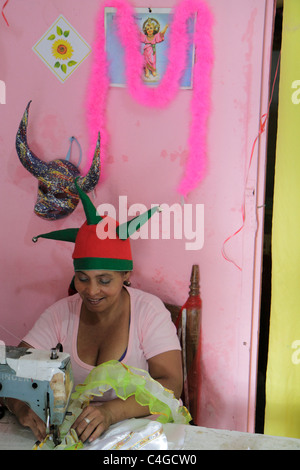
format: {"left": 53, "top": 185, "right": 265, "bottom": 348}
{"left": 71, "top": 404, "right": 113, "bottom": 443}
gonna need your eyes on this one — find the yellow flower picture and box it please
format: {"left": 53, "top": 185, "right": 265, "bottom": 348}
{"left": 32, "top": 15, "right": 91, "bottom": 83}
{"left": 52, "top": 39, "right": 74, "bottom": 61}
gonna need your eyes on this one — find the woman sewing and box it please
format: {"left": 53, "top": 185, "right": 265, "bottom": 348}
{"left": 2, "top": 182, "right": 183, "bottom": 444}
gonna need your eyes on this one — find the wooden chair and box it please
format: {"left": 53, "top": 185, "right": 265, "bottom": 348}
{"left": 165, "top": 265, "right": 201, "bottom": 424}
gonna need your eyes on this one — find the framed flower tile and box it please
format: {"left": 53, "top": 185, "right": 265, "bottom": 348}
{"left": 32, "top": 15, "right": 91, "bottom": 83}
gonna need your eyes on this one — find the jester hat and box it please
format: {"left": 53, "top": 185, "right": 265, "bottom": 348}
{"left": 32, "top": 181, "right": 159, "bottom": 272}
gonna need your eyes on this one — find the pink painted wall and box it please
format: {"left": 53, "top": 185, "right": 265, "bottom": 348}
{"left": 0, "top": 0, "right": 275, "bottom": 432}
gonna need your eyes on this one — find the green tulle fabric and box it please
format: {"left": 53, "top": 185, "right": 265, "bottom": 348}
{"left": 35, "top": 360, "right": 191, "bottom": 450}
{"left": 72, "top": 360, "right": 191, "bottom": 424}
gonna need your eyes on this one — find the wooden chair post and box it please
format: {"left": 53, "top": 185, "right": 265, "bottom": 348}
{"left": 183, "top": 265, "right": 202, "bottom": 423}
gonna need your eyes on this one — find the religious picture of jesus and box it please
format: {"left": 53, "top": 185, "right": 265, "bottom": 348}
{"left": 105, "top": 7, "right": 195, "bottom": 89}
{"left": 140, "top": 17, "right": 168, "bottom": 82}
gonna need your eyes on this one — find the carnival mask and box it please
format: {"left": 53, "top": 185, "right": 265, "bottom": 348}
{"left": 16, "top": 101, "right": 100, "bottom": 220}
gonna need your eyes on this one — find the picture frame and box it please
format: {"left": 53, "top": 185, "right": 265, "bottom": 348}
{"left": 105, "top": 7, "right": 196, "bottom": 89}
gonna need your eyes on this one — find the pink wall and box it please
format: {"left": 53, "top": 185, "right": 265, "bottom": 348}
{"left": 0, "top": 0, "right": 275, "bottom": 432}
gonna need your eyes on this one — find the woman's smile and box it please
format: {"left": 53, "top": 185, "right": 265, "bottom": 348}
{"left": 85, "top": 296, "right": 105, "bottom": 307}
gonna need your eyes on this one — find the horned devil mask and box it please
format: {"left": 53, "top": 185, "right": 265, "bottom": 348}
{"left": 16, "top": 101, "right": 101, "bottom": 220}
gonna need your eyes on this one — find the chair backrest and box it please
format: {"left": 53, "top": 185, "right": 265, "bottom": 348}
{"left": 164, "top": 303, "right": 181, "bottom": 325}
{"left": 165, "top": 265, "right": 201, "bottom": 424}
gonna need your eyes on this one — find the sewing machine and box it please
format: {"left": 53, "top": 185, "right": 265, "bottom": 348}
{"left": 0, "top": 342, "right": 73, "bottom": 445}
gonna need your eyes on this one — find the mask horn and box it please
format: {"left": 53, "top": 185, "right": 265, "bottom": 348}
{"left": 16, "top": 101, "right": 48, "bottom": 178}
{"left": 72, "top": 132, "right": 101, "bottom": 193}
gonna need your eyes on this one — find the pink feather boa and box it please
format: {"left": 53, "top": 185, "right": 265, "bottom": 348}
{"left": 86, "top": 0, "right": 213, "bottom": 197}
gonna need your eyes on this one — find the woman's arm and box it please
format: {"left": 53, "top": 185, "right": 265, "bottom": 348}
{"left": 18, "top": 340, "right": 33, "bottom": 349}
{"left": 4, "top": 397, "right": 46, "bottom": 442}
{"left": 148, "top": 349, "right": 183, "bottom": 399}
{"left": 72, "top": 349, "right": 183, "bottom": 443}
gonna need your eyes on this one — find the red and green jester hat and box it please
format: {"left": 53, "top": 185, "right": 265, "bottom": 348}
{"left": 32, "top": 179, "right": 160, "bottom": 272}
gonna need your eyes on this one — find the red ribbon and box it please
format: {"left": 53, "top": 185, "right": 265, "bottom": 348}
{"left": 222, "top": 51, "right": 281, "bottom": 271}
{"left": 2, "top": 0, "right": 9, "bottom": 26}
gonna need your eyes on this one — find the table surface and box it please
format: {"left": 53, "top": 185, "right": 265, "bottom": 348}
{"left": 1, "top": 412, "right": 300, "bottom": 450}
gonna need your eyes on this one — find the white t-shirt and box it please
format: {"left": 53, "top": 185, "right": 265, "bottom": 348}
{"left": 23, "top": 287, "right": 181, "bottom": 388}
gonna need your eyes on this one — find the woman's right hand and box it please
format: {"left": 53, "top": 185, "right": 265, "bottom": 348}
{"left": 7, "top": 398, "right": 47, "bottom": 442}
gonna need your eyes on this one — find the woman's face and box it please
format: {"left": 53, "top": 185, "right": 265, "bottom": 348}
{"left": 74, "top": 270, "right": 129, "bottom": 314}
